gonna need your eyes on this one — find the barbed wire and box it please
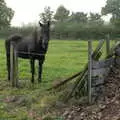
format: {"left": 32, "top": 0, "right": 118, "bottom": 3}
{"left": 0, "top": 52, "right": 88, "bottom": 58}
{"left": 0, "top": 40, "right": 118, "bottom": 58}
{"left": 15, "top": 51, "right": 46, "bottom": 56}
{"left": 0, "top": 48, "right": 89, "bottom": 57}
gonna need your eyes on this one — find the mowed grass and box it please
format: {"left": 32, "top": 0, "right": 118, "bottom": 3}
{"left": 0, "top": 39, "right": 99, "bottom": 119}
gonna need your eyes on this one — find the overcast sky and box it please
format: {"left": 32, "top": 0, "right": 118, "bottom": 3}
{"left": 5, "top": 0, "right": 107, "bottom": 26}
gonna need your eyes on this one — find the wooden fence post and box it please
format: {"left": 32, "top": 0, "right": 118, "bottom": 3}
{"left": 14, "top": 48, "right": 18, "bottom": 87}
{"left": 10, "top": 42, "right": 14, "bottom": 87}
{"left": 106, "top": 34, "right": 110, "bottom": 56}
{"left": 88, "top": 40, "right": 92, "bottom": 103}
{"left": 10, "top": 42, "right": 18, "bottom": 87}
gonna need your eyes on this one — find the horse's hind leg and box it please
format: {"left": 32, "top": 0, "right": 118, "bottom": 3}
{"left": 30, "top": 59, "right": 35, "bottom": 83}
{"left": 38, "top": 60, "right": 43, "bottom": 83}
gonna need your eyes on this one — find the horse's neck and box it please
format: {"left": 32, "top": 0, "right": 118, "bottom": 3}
{"left": 33, "top": 29, "right": 38, "bottom": 45}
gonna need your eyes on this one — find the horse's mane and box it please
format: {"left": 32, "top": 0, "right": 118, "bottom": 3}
{"left": 33, "top": 28, "right": 38, "bottom": 45}
{"left": 33, "top": 27, "right": 42, "bottom": 45}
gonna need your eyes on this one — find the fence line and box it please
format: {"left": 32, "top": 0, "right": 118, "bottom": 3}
{"left": 87, "top": 39, "right": 119, "bottom": 103}
{"left": 1, "top": 39, "right": 119, "bottom": 90}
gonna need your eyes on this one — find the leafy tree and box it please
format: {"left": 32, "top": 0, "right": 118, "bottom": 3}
{"left": 54, "top": 5, "right": 69, "bottom": 22}
{"left": 69, "top": 12, "right": 88, "bottom": 23}
{"left": 39, "top": 6, "right": 53, "bottom": 23}
{"left": 0, "top": 0, "right": 14, "bottom": 29}
{"left": 88, "top": 13, "right": 104, "bottom": 25}
{"left": 101, "top": 0, "right": 120, "bottom": 26}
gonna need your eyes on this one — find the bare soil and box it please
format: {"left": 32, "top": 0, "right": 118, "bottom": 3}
{"left": 59, "top": 66, "right": 120, "bottom": 120}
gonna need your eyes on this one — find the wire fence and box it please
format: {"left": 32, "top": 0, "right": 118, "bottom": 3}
{"left": 0, "top": 39, "right": 119, "bottom": 88}
{"left": 0, "top": 41, "right": 88, "bottom": 84}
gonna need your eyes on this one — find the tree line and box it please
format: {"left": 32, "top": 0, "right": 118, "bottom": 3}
{"left": 0, "top": 0, "right": 120, "bottom": 40}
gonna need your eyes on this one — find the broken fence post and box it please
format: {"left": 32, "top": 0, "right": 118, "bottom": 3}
{"left": 106, "top": 34, "right": 110, "bottom": 56}
{"left": 88, "top": 40, "right": 92, "bottom": 104}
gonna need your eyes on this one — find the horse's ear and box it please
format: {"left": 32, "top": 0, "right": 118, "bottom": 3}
{"left": 39, "top": 21, "right": 43, "bottom": 27}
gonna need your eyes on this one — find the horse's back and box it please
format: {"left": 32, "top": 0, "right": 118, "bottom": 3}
{"left": 5, "top": 34, "right": 22, "bottom": 48}
{"left": 6, "top": 34, "right": 22, "bottom": 43}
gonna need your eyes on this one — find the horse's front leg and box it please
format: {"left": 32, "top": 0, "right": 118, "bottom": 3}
{"left": 30, "top": 59, "right": 35, "bottom": 83}
{"left": 38, "top": 60, "right": 43, "bottom": 83}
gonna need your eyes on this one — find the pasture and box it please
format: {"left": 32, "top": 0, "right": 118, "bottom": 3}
{"left": 0, "top": 39, "right": 98, "bottom": 119}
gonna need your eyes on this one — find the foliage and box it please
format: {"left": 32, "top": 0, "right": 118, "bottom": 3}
{"left": 0, "top": 0, "right": 14, "bottom": 29}
{"left": 39, "top": 6, "right": 54, "bottom": 23}
{"left": 101, "top": 0, "right": 120, "bottom": 26}
{"left": 54, "top": 5, "right": 70, "bottom": 22}
{"left": 1, "top": 22, "right": 120, "bottom": 40}
{"left": 69, "top": 12, "right": 88, "bottom": 23}
{"left": 88, "top": 13, "right": 104, "bottom": 25}
{"left": 51, "top": 22, "right": 120, "bottom": 40}
{"left": 0, "top": 4, "right": 120, "bottom": 40}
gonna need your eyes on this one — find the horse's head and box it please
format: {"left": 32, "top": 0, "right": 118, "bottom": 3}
{"left": 39, "top": 21, "right": 50, "bottom": 49}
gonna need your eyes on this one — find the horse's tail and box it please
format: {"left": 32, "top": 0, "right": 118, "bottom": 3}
{"left": 5, "top": 35, "right": 22, "bottom": 80}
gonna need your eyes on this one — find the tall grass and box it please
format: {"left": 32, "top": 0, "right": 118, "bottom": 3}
{"left": 0, "top": 39, "right": 99, "bottom": 119}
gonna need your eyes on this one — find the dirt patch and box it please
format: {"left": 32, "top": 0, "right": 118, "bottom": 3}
{"left": 58, "top": 66, "right": 120, "bottom": 120}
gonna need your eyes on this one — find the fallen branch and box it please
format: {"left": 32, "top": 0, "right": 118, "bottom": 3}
{"left": 47, "top": 71, "right": 82, "bottom": 91}
{"left": 65, "top": 40, "right": 105, "bottom": 101}
{"left": 66, "top": 40, "right": 118, "bottom": 102}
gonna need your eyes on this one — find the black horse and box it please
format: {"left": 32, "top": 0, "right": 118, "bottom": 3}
{"left": 5, "top": 21, "right": 50, "bottom": 83}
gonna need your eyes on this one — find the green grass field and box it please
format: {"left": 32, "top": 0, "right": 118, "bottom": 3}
{"left": 0, "top": 39, "right": 100, "bottom": 119}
